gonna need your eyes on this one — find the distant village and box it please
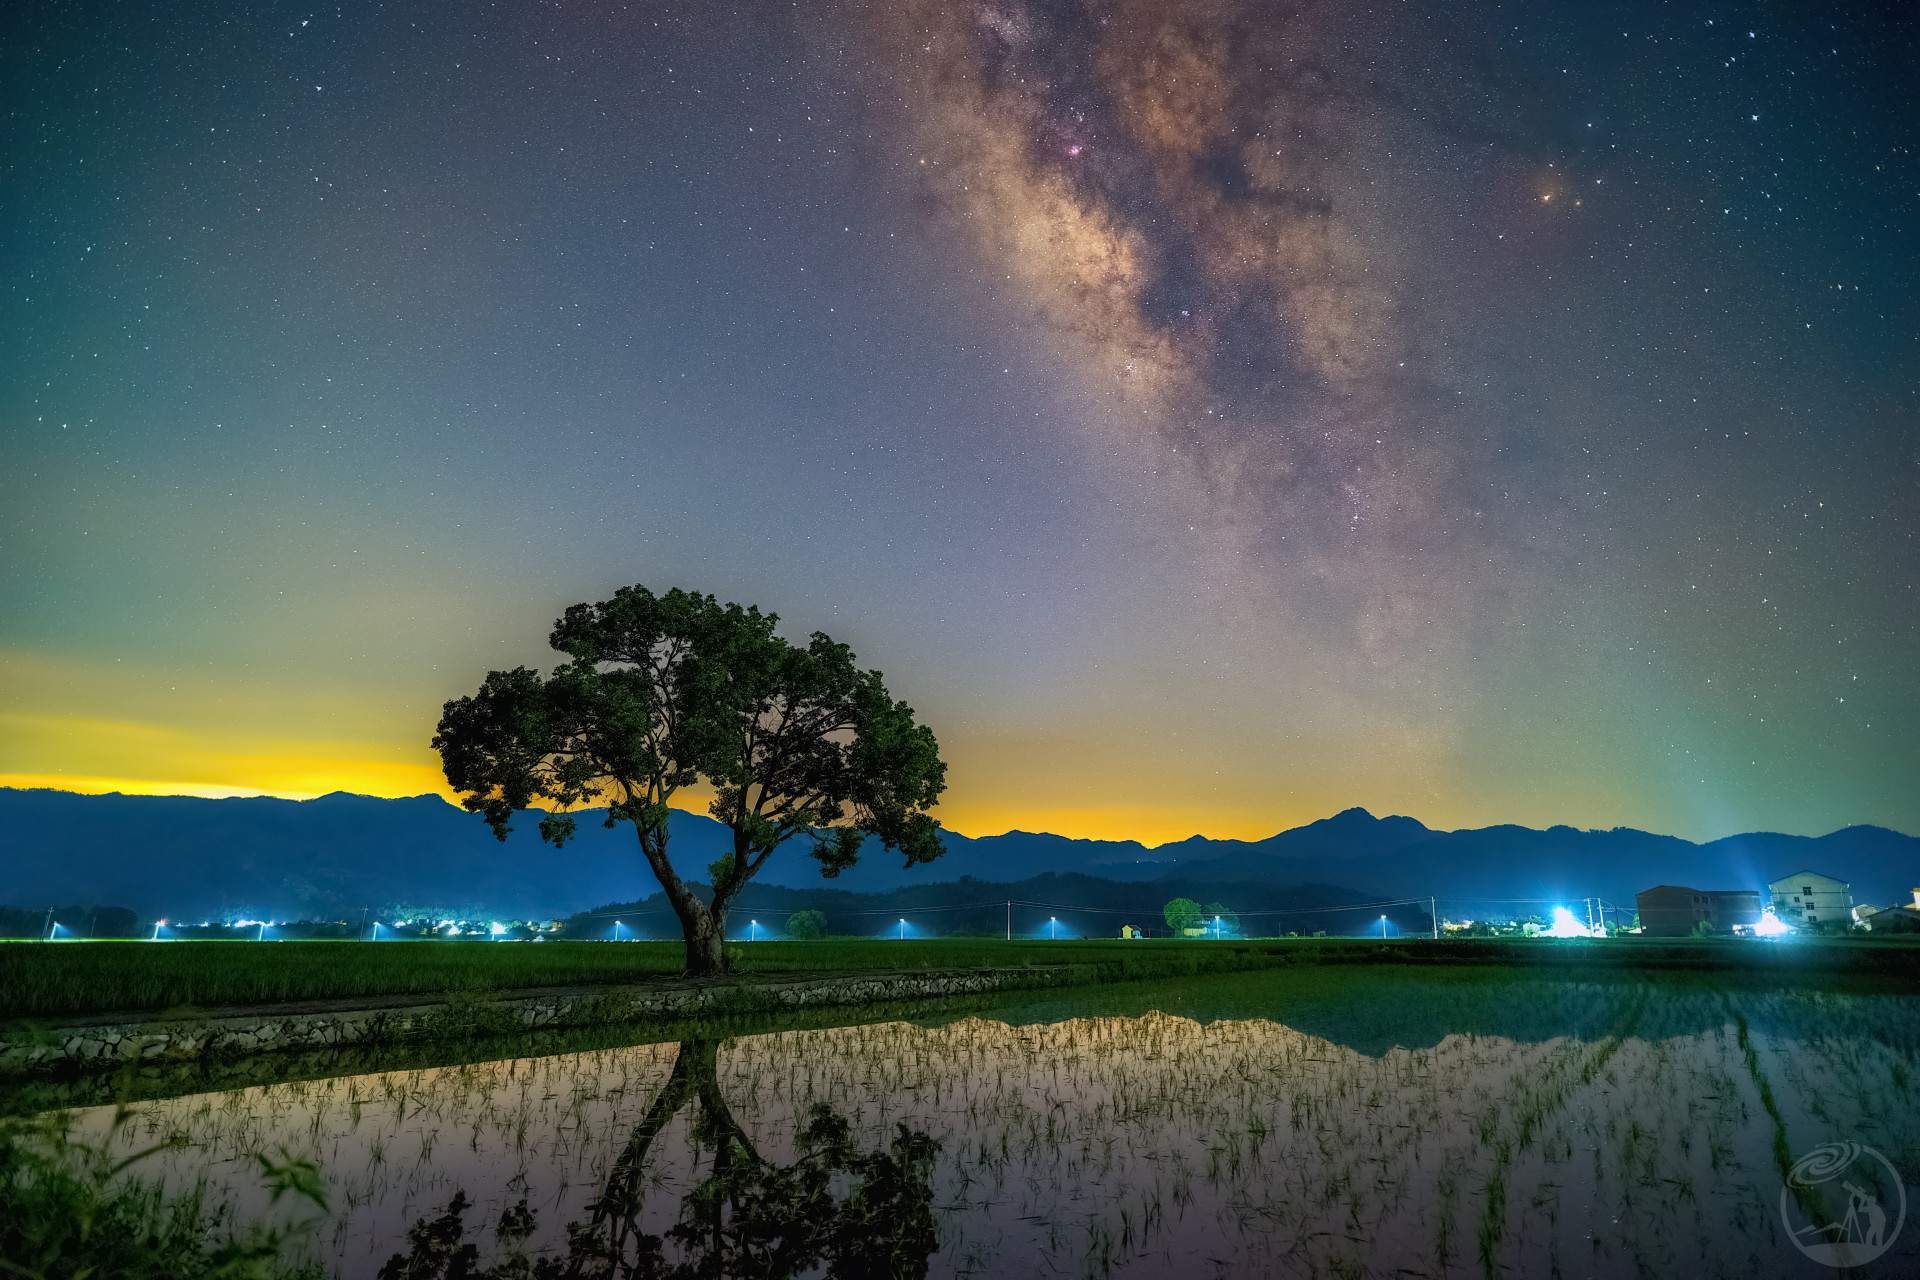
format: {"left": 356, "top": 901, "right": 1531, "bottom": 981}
{"left": 12, "top": 863, "right": 1919, "bottom": 946}
{"left": 1631, "top": 872, "right": 1920, "bottom": 938}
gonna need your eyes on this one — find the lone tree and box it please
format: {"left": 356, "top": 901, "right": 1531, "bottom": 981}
{"left": 432, "top": 585, "right": 946, "bottom": 975}
{"left": 1163, "top": 897, "right": 1202, "bottom": 936}
{"left": 785, "top": 909, "right": 828, "bottom": 940}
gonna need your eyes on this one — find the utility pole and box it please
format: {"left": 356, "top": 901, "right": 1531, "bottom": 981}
{"left": 42, "top": 908, "right": 54, "bottom": 941}
{"left": 1006, "top": 900, "right": 1011, "bottom": 941}
{"left": 1431, "top": 897, "right": 1438, "bottom": 939}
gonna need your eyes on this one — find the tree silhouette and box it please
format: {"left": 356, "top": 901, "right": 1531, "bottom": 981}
{"left": 379, "top": 1039, "right": 941, "bottom": 1280}
{"left": 433, "top": 585, "right": 946, "bottom": 975}
{"left": 784, "top": 910, "right": 827, "bottom": 940}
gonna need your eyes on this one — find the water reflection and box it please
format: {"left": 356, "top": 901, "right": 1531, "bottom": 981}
{"left": 386, "top": 1037, "right": 941, "bottom": 1280}
{"left": 60, "top": 974, "right": 1920, "bottom": 1277}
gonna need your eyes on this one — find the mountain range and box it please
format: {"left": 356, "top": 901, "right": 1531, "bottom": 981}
{"left": 0, "top": 787, "right": 1913, "bottom": 923}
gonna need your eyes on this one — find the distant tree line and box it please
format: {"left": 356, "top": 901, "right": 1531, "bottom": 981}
{"left": 559, "top": 874, "right": 1434, "bottom": 939}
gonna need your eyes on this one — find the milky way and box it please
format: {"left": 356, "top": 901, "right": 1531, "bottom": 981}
{"left": 847, "top": 0, "right": 1531, "bottom": 668}
{"left": 3, "top": 0, "right": 1913, "bottom": 840}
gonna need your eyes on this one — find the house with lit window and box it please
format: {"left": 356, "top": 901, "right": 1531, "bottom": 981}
{"left": 1634, "top": 885, "right": 1763, "bottom": 937}
{"left": 1767, "top": 871, "right": 1853, "bottom": 929}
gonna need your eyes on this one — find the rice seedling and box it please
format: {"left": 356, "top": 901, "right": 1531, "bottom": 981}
{"left": 0, "top": 1104, "right": 328, "bottom": 1278}
{"left": 17, "top": 965, "right": 1917, "bottom": 1276}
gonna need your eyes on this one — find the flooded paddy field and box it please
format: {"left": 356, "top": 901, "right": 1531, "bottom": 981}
{"left": 33, "top": 967, "right": 1920, "bottom": 1277}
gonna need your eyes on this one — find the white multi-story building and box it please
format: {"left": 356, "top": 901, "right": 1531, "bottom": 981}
{"left": 1767, "top": 871, "right": 1853, "bottom": 928}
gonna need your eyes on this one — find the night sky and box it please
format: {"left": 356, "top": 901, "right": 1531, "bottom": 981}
{"left": 4, "top": 0, "right": 1914, "bottom": 844}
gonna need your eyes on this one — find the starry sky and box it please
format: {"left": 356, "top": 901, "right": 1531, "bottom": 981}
{"left": 3, "top": 0, "right": 1914, "bottom": 844}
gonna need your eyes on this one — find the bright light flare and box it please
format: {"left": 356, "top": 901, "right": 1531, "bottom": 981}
{"left": 1545, "top": 907, "right": 1599, "bottom": 938}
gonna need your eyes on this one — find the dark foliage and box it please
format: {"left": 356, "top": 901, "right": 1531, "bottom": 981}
{"left": 377, "top": 1040, "right": 940, "bottom": 1279}
{"left": 432, "top": 585, "right": 946, "bottom": 974}
{"left": 784, "top": 909, "right": 827, "bottom": 940}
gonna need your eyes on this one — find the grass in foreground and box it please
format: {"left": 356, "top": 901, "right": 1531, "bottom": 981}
{"left": 3, "top": 934, "right": 1916, "bottom": 1022}
{"left": 0, "top": 1106, "right": 326, "bottom": 1279}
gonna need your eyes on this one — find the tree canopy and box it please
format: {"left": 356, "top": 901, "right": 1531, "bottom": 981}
{"left": 785, "top": 909, "right": 828, "bottom": 940}
{"left": 432, "top": 585, "right": 946, "bottom": 974}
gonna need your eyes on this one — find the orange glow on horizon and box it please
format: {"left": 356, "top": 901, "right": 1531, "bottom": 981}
{"left": 3, "top": 772, "right": 1305, "bottom": 847}
{"left": 931, "top": 802, "right": 1309, "bottom": 846}
{"left": 0, "top": 653, "right": 1361, "bottom": 846}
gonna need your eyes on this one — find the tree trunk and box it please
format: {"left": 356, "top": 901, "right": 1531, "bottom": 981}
{"left": 684, "top": 901, "right": 729, "bottom": 977}
{"left": 625, "top": 813, "right": 732, "bottom": 977}
{"left": 692, "top": 838, "right": 753, "bottom": 977}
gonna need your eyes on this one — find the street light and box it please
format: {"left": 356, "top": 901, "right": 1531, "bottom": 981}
{"left": 1214, "top": 914, "right": 1222, "bottom": 940}
{"left": 899, "top": 918, "right": 907, "bottom": 941}
{"left": 750, "top": 920, "right": 759, "bottom": 942}
{"left": 1049, "top": 916, "right": 1058, "bottom": 940}
{"left": 1380, "top": 914, "right": 1388, "bottom": 939}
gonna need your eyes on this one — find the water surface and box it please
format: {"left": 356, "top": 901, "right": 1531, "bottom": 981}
{"left": 65, "top": 968, "right": 1920, "bottom": 1277}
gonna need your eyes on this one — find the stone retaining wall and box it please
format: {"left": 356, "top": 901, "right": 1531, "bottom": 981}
{"left": 0, "top": 968, "right": 1048, "bottom": 1077}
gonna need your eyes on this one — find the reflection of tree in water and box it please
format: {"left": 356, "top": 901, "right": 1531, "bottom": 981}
{"left": 378, "top": 1038, "right": 940, "bottom": 1280}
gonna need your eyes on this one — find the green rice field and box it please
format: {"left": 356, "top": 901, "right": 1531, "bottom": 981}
{"left": 3, "top": 935, "right": 1916, "bottom": 1022}
{"left": 0, "top": 937, "right": 1295, "bottom": 1021}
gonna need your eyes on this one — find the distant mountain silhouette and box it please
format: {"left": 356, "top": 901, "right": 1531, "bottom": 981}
{"left": 1165, "top": 815, "right": 1919, "bottom": 910}
{"left": 0, "top": 788, "right": 1912, "bottom": 922}
{"left": 1151, "top": 806, "right": 1438, "bottom": 883}
{"left": 0, "top": 788, "right": 1188, "bottom": 922}
{"left": 0, "top": 788, "right": 733, "bottom": 924}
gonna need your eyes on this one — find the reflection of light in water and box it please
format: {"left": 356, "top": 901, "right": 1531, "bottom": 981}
{"left": 1755, "top": 910, "right": 1792, "bottom": 937}
{"left": 1544, "top": 907, "right": 1597, "bottom": 937}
